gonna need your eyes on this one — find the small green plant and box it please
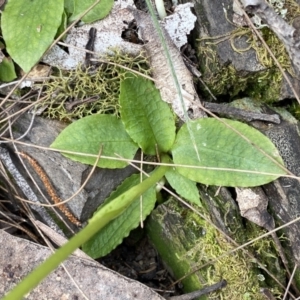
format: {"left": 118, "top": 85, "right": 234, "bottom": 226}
{"left": 50, "top": 73, "right": 287, "bottom": 258}
{"left": 3, "top": 73, "right": 287, "bottom": 299}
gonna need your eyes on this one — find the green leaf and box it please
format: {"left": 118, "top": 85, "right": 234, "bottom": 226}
{"left": 51, "top": 114, "right": 138, "bottom": 168}
{"left": 55, "top": 11, "right": 68, "bottom": 40}
{"left": 70, "top": 0, "right": 114, "bottom": 23}
{"left": 64, "top": 0, "right": 74, "bottom": 16}
{"left": 165, "top": 168, "right": 201, "bottom": 205}
{"left": 2, "top": 0, "right": 64, "bottom": 72}
{"left": 172, "top": 118, "right": 287, "bottom": 187}
{"left": 83, "top": 174, "right": 156, "bottom": 258}
{"left": 0, "top": 57, "right": 16, "bottom": 82}
{"left": 120, "top": 75, "right": 176, "bottom": 155}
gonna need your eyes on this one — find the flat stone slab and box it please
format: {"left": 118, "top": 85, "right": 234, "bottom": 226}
{"left": 0, "top": 230, "right": 164, "bottom": 300}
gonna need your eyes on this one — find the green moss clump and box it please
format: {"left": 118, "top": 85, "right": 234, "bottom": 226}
{"left": 196, "top": 5, "right": 299, "bottom": 103}
{"left": 183, "top": 212, "right": 282, "bottom": 299}
{"left": 37, "top": 50, "right": 150, "bottom": 121}
{"left": 147, "top": 198, "right": 284, "bottom": 300}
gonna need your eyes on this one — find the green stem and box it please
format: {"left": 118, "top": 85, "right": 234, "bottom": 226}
{"left": 3, "top": 154, "right": 171, "bottom": 300}
{"left": 144, "top": 0, "right": 201, "bottom": 161}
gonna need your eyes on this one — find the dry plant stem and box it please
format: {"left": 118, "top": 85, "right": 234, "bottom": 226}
{"left": 35, "top": 220, "right": 92, "bottom": 260}
{"left": 0, "top": 112, "right": 36, "bottom": 142}
{"left": 0, "top": 73, "right": 29, "bottom": 111}
{"left": 56, "top": 41, "right": 154, "bottom": 82}
{"left": 203, "top": 101, "right": 280, "bottom": 124}
{"left": 0, "top": 147, "right": 64, "bottom": 235}
{"left": 139, "top": 151, "right": 144, "bottom": 228}
{"left": 168, "top": 279, "right": 227, "bottom": 300}
{"left": 0, "top": 160, "right": 21, "bottom": 206}
{"left": 198, "top": 77, "right": 217, "bottom": 101}
{"left": 0, "top": 209, "right": 38, "bottom": 242}
{"left": 4, "top": 138, "right": 299, "bottom": 180}
{"left": 0, "top": 142, "right": 99, "bottom": 209}
{"left": 3, "top": 137, "right": 300, "bottom": 189}
{"left": 236, "top": 0, "right": 300, "bottom": 104}
{"left": 48, "top": 0, "right": 101, "bottom": 51}
{"left": 270, "top": 231, "right": 300, "bottom": 295}
{"left": 0, "top": 94, "right": 49, "bottom": 125}
{"left": 283, "top": 264, "right": 299, "bottom": 300}
{"left": 0, "top": 219, "right": 38, "bottom": 241}
{"left": 0, "top": 76, "right": 42, "bottom": 126}
{"left": 18, "top": 152, "right": 81, "bottom": 227}
{"left": 0, "top": 91, "right": 40, "bottom": 147}
{"left": 0, "top": 209, "right": 27, "bottom": 224}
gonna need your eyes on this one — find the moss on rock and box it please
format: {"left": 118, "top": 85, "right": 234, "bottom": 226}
{"left": 196, "top": 0, "right": 300, "bottom": 102}
{"left": 147, "top": 198, "right": 284, "bottom": 299}
{"left": 38, "top": 50, "right": 150, "bottom": 121}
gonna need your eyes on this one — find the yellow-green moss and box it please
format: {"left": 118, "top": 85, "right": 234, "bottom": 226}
{"left": 181, "top": 209, "right": 283, "bottom": 300}
{"left": 148, "top": 198, "right": 285, "bottom": 299}
{"left": 37, "top": 50, "right": 150, "bottom": 121}
{"left": 197, "top": 0, "right": 300, "bottom": 102}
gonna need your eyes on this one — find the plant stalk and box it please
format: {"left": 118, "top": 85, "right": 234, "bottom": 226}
{"left": 3, "top": 154, "right": 171, "bottom": 300}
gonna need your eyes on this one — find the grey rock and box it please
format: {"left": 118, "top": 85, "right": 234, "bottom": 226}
{"left": 0, "top": 230, "right": 164, "bottom": 300}
{"left": 5, "top": 113, "right": 137, "bottom": 228}
{"left": 186, "top": 0, "right": 300, "bottom": 100}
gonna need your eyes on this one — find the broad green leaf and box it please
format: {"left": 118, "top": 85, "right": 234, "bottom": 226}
{"left": 165, "top": 168, "right": 201, "bottom": 205}
{"left": 2, "top": 0, "right": 64, "bottom": 72}
{"left": 55, "top": 11, "right": 68, "bottom": 40}
{"left": 51, "top": 114, "right": 138, "bottom": 168}
{"left": 64, "top": 0, "right": 74, "bottom": 16}
{"left": 172, "top": 118, "right": 287, "bottom": 187}
{"left": 83, "top": 174, "right": 156, "bottom": 258}
{"left": 70, "top": 0, "right": 114, "bottom": 23}
{"left": 0, "top": 57, "right": 16, "bottom": 82}
{"left": 120, "top": 75, "right": 176, "bottom": 155}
